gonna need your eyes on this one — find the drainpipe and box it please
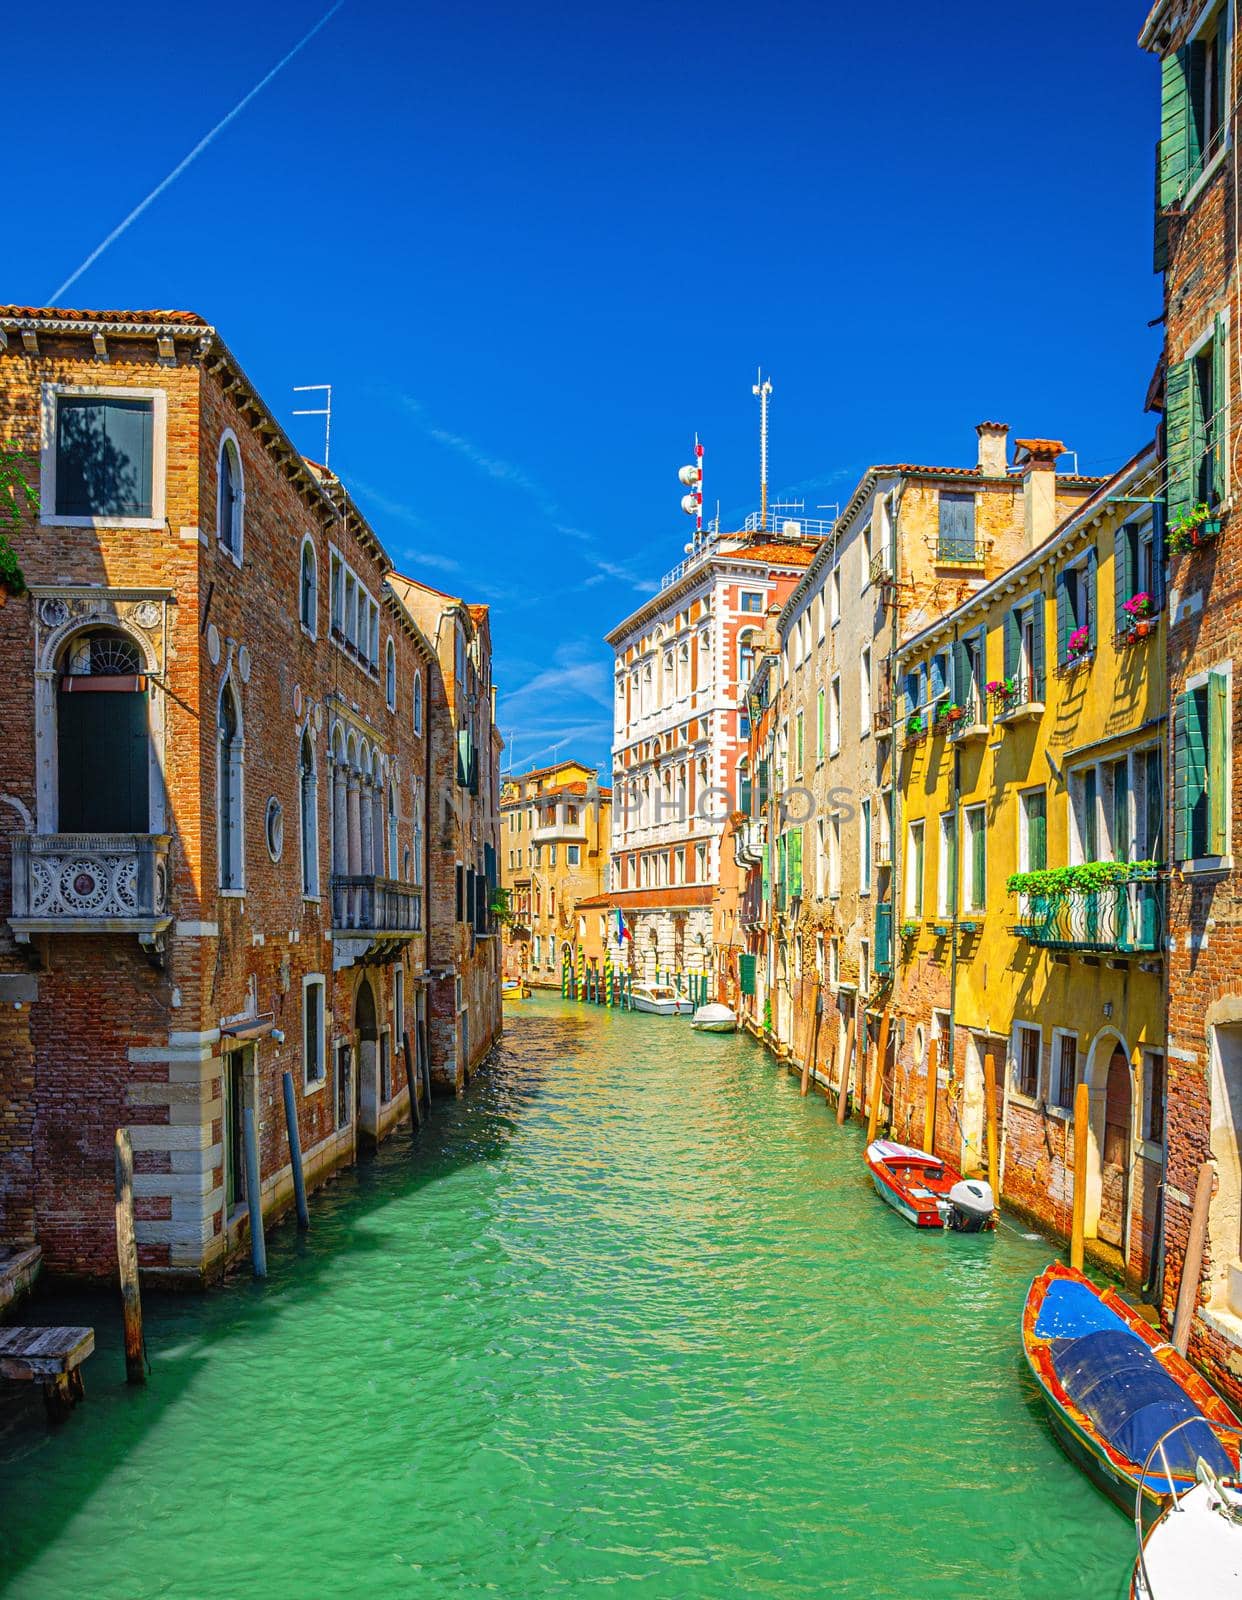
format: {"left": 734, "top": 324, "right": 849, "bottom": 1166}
{"left": 887, "top": 484, "right": 905, "bottom": 1068}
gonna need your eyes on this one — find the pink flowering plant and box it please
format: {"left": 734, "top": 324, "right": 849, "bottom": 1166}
{"left": 1123, "top": 592, "right": 1153, "bottom": 620}
{"left": 1067, "top": 625, "right": 1091, "bottom": 657}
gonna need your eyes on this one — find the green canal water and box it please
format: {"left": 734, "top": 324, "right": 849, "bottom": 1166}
{"left": 1, "top": 996, "right": 1135, "bottom": 1599}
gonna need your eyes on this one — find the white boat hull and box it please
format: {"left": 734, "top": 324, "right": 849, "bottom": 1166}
{"left": 691, "top": 1004, "right": 737, "bottom": 1033}
{"left": 631, "top": 996, "right": 693, "bottom": 1016}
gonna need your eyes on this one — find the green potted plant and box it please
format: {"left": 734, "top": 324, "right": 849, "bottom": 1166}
{"left": 934, "top": 701, "right": 964, "bottom": 727}
{"left": 1122, "top": 591, "right": 1155, "bottom": 640}
{"left": 906, "top": 711, "right": 926, "bottom": 739}
{"left": 900, "top": 920, "right": 919, "bottom": 940}
{"left": 1169, "top": 501, "right": 1222, "bottom": 553}
{"left": 0, "top": 443, "right": 35, "bottom": 602}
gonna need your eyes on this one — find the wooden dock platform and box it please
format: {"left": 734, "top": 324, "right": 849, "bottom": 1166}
{"left": 0, "top": 1325, "right": 94, "bottom": 1418}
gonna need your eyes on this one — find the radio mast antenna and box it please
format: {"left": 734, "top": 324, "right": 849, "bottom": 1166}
{"left": 752, "top": 369, "right": 772, "bottom": 529}
{"left": 293, "top": 384, "right": 333, "bottom": 468}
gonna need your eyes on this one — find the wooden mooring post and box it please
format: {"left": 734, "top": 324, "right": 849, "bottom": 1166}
{"left": 114, "top": 1128, "right": 145, "bottom": 1385}
{"left": 923, "top": 1037, "right": 938, "bottom": 1157}
{"left": 401, "top": 1030, "right": 422, "bottom": 1136}
{"left": 1071, "top": 1081, "right": 1089, "bottom": 1272}
{"left": 242, "top": 1107, "right": 267, "bottom": 1279}
{"left": 281, "top": 1071, "right": 311, "bottom": 1228}
{"left": 866, "top": 1012, "right": 891, "bottom": 1144}
{"left": 836, "top": 1008, "right": 856, "bottom": 1125}
{"left": 1173, "top": 1160, "right": 1215, "bottom": 1355}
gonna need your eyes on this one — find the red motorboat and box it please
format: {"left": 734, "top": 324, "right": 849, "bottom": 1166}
{"left": 864, "top": 1139, "right": 995, "bottom": 1232}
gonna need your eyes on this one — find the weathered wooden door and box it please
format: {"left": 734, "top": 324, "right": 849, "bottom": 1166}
{"left": 1099, "top": 1047, "right": 1132, "bottom": 1249}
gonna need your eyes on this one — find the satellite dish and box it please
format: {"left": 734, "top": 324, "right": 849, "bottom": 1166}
{"left": 680, "top": 493, "right": 699, "bottom": 516}
{"left": 678, "top": 465, "right": 702, "bottom": 487}
{"left": 684, "top": 542, "right": 694, "bottom": 554}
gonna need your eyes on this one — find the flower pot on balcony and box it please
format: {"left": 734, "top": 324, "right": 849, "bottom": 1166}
{"left": 1128, "top": 619, "right": 1153, "bottom": 641}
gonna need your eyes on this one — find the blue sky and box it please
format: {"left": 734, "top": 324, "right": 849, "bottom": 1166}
{"left": 10, "top": 1, "right": 1160, "bottom": 775}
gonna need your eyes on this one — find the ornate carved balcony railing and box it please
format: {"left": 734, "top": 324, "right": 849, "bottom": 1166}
{"left": 10, "top": 833, "right": 172, "bottom": 948}
{"left": 733, "top": 818, "right": 766, "bottom": 867}
{"left": 1011, "top": 877, "right": 1165, "bottom": 955}
{"left": 331, "top": 875, "right": 423, "bottom": 935}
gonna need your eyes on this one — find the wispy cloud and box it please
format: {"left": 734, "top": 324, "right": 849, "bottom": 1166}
{"left": 49, "top": 2, "right": 346, "bottom": 302}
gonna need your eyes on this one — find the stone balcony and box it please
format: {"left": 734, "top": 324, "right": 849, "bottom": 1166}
{"left": 330, "top": 874, "right": 424, "bottom": 970}
{"left": 9, "top": 833, "right": 173, "bottom": 950}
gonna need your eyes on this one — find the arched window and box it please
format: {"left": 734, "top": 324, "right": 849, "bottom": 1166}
{"left": 411, "top": 778, "right": 425, "bottom": 886}
{"left": 300, "top": 538, "right": 318, "bottom": 635}
{"left": 57, "top": 628, "right": 150, "bottom": 832}
{"left": 218, "top": 680, "right": 244, "bottom": 889}
{"left": 218, "top": 433, "right": 244, "bottom": 560}
{"left": 385, "top": 637, "right": 396, "bottom": 710}
{"left": 412, "top": 670, "right": 423, "bottom": 735}
{"left": 738, "top": 628, "right": 758, "bottom": 685}
{"left": 737, "top": 757, "right": 752, "bottom": 816}
{"left": 300, "top": 729, "right": 319, "bottom": 897}
{"left": 387, "top": 781, "right": 398, "bottom": 873}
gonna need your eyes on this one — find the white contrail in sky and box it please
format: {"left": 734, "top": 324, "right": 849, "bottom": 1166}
{"left": 48, "top": 0, "right": 346, "bottom": 304}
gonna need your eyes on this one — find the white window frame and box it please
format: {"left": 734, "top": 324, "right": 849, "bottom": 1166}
{"left": 859, "top": 798, "right": 872, "bottom": 896}
{"left": 829, "top": 674, "right": 842, "bottom": 757}
{"left": 905, "top": 820, "right": 925, "bottom": 918}
{"left": 1049, "top": 1027, "right": 1078, "bottom": 1117}
{"left": 860, "top": 647, "right": 872, "bottom": 738}
{"left": 217, "top": 676, "right": 245, "bottom": 895}
{"left": 1141, "top": 1047, "right": 1167, "bottom": 1152}
{"left": 830, "top": 566, "right": 841, "bottom": 627}
{"left": 39, "top": 382, "right": 168, "bottom": 530}
{"left": 413, "top": 669, "right": 424, "bottom": 735}
{"left": 302, "top": 974, "right": 327, "bottom": 1092}
{"left": 1010, "top": 1020, "right": 1042, "bottom": 1105}
{"left": 385, "top": 635, "right": 397, "bottom": 711}
{"left": 937, "top": 810, "right": 955, "bottom": 918}
{"left": 829, "top": 814, "right": 841, "bottom": 898}
{"left": 962, "top": 803, "right": 986, "bottom": 914}
{"left": 328, "top": 542, "right": 380, "bottom": 672}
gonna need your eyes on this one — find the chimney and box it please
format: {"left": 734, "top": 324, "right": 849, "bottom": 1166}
{"left": 1013, "top": 438, "right": 1065, "bottom": 550}
{"left": 976, "top": 421, "right": 1009, "bottom": 477}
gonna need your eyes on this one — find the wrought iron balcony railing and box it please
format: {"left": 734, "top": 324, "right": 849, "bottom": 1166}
{"left": 1011, "top": 877, "right": 1165, "bottom": 955}
{"left": 936, "top": 536, "right": 985, "bottom": 564}
{"left": 331, "top": 875, "right": 423, "bottom": 935}
{"left": 10, "top": 832, "right": 172, "bottom": 947}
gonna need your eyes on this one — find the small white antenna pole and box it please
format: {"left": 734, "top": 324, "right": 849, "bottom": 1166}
{"left": 292, "top": 384, "right": 333, "bottom": 468}
{"left": 751, "top": 369, "right": 773, "bottom": 529}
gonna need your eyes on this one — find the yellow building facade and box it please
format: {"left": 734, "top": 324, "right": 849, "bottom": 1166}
{"left": 893, "top": 444, "right": 1167, "bottom": 1283}
{"left": 500, "top": 761, "right": 611, "bottom": 988}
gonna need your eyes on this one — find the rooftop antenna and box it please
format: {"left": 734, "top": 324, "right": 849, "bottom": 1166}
{"left": 678, "top": 435, "right": 705, "bottom": 553}
{"left": 752, "top": 369, "right": 772, "bottom": 529}
{"left": 293, "top": 384, "right": 332, "bottom": 468}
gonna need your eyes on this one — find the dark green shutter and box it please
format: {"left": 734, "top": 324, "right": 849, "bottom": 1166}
{"left": 1160, "top": 50, "right": 1190, "bottom": 205}
{"left": 952, "top": 639, "right": 968, "bottom": 707}
{"left": 1029, "top": 792, "right": 1047, "bottom": 872}
{"left": 971, "top": 813, "right": 985, "bottom": 907}
{"left": 57, "top": 689, "right": 150, "bottom": 832}
{"left": 1152, "top": 503, "right": 1167, "bottom": 610}
{"left": 1085, "top": 549, "right": 1098, "bottom": 651}
{"left": 1185, "top": 687, "right": 1208, "bottom": 858}
{"left": 1031, "top": 592, "right": 1046, "bottom": 698}
{"left": 762, "top": 841, "right": 770, "bottom": 903}
{"left": 739, "top": 953, "right": 757, "bottom": 996}
{"left": 1154, "top": 141, "right": 1171, "bottom": 273}
{"left": 1185, "top": 42, "right": 1206, "bottom": 180}
{"left": 1212, "top": 315, "right": 1227, "bottom": 504}
{"left": 789, "top": 829, "right": 803, "bottom": 898}
{"left": 1055, "top": 571, "right": 1069, "bottom": 667}
{"left": 1115, "top": 524, "right": 1137, "bottom": 635}
{"left": 930, "top": 652, "right": 945, "bottom": 701}
{"left": 1003, "top": 608, "right": 1019, "bottom": 682}
{"left": 1166, "top": 357, "right": 1194, "bottom": 524}
{"left": 1208, "top": 670, "right": 1230, "bottom": 855}
{"left": 1173, "top": 692, "right": 1189, "bottom": 860}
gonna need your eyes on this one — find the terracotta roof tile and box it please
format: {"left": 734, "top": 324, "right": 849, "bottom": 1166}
{"left": 0, "top": 305, "right": 205, "bottom": 326}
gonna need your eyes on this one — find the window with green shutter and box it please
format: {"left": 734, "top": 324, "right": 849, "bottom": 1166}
{"left": 1166, "top": 357, "right": 1195, "bottom": 524}
{"left": 964, "top": 805, "right": 986, "bottom": 913}
{"left": 788, "top": 829, "right": 803, "bottom": 899}
{"left": 55, "top": 395, "right": 155, "bottom": 519}
{"left": 739, "top": 952, "right": 757, "bottom": 996}
{"left": 1208, "top": 670, "right": 1230, "bottom": 855}
{"left": 937, "top": 492, "right": 977, "bottom": 560}
{"left": 1173, "top": 679, "right": 1226, "bottom": 860}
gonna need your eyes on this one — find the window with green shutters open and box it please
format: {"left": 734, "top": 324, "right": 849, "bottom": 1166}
{"left": 1158, "top": 5, "right": 1231, "bottom": 221}
{"left": 1114, "top": 514, "right": 1165, "bottom": 635}
{"left": 1174, "top": 669, "right": 1231, "bottom": 863}
{"left": 1166, "top": 319, "right": 1227, "bottom": 523}
{"left": 963, "top": 804, "right": 986, "bottom": 914}
{"left": 44, "top": 388, "right": 164, "bottom": 526}
{"left": 1002, "top": 595, "right": 1045, "bottom": 706}
{"left": 1055, "top": 554, "right": 1096, "bottom": 666}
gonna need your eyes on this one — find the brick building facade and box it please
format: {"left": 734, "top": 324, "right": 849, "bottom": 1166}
{"left": 1142, "top": 0, "right": 1242, "bottom": 1398}
{"left": 0, "top": 305, "right": 500, "bottom": 1283}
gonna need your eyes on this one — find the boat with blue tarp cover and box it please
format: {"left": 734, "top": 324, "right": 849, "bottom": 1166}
{"left": 1023, "top": 1262, "right": 1240, "bottom": 1513}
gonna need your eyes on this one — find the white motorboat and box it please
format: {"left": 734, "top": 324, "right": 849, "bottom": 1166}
{"left": 1131, "top": 1422, "right": 1242, "bottom": 1598}
{"left": 691, "top": 1002, "right": 737, "bottom": 1033}
{"left": 630, "top": 984, "right": 693, "bottom": 1016}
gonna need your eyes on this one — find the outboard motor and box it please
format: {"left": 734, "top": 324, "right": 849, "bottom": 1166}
{"left": 946, "top": 1177, "right": 995, "bottom": 1232}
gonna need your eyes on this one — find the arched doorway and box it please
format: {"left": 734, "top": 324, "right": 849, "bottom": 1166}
{"left": 57, "top": 628, "right": 150, "bottom": 832}
{"left": 1099, "top": 1045, "right": 1132, "bottom": 1250}
{"left": 355, "top": 978, "right": 379, "bottom": 1146}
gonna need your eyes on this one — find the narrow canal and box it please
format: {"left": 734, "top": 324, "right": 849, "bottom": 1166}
{"left": 1, "top": 997, "right": 1134, "bottom": 1599}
